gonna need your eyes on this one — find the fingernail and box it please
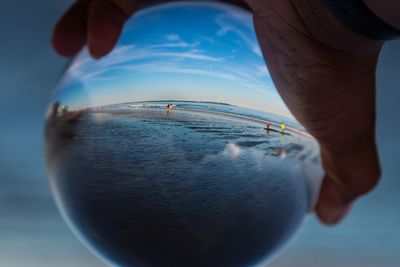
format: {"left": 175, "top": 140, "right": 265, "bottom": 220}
{"left": 91, "top": 53, "right": 102, "bottom": 60}
{"left": 88, "top": 48, "right": 102, "bottom": 60}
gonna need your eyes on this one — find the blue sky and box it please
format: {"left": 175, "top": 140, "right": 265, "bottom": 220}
{"left": 54, "top": 2, "right": 292, "bottom": 117}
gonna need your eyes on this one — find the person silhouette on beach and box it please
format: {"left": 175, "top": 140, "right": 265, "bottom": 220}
{"left": 51, "top": 0, "right": 400, "bottom": 225}
{"left": 265, "top": 121, "right": 271, "bottom": 132}
{"left": 167, "top": 104, "right": 173, "bottom": 112}
{"left": 280, "top": 123, "right": 286, "bottom": 134}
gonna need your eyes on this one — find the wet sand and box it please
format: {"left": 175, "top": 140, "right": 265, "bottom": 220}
{"left": 46, "top": 107, "right": 320, "bottom": 267}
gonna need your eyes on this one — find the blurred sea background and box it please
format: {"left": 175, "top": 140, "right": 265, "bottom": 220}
{"left": 0, "top": 1, "right": 400, "bottom": 266}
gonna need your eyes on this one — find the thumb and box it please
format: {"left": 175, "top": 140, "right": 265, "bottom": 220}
{"left": 316, "top": 130, "right": 381, "bottom": 225}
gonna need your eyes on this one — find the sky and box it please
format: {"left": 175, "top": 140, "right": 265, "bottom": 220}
{"left": 54, "top": 2, "right": 292, "bottom": 118}
{"left": 1, "top": 0, "right": 400, "bottom": 266}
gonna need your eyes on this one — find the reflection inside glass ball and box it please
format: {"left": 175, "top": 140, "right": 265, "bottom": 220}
{"left": 45, "top": 2, "right": 322, "bottom": 267}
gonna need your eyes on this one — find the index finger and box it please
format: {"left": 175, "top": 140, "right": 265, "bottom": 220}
{"left": 88, "top": 0, "right": 141, "bottom": 58}
{"left": 52, "top": 0, "right": 141, "bottom": 59}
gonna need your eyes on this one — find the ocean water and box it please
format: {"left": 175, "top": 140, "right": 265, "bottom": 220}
{"left": 46, "top": 103, "right": 321, "bottom": 267}
{"left": 99, "top": 101, "right": 302, "bottom": 129}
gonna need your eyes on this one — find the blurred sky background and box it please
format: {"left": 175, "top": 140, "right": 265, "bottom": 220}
{"left": 0, "top": 1, "right": 399, "bottom": 267}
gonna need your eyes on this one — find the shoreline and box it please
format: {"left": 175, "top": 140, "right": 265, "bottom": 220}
{"left": 89, "top": 107, "right": 313, "bottom": 139}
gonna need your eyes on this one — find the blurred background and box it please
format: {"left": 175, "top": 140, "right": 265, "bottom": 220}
{"left": 0, "top": 1, "right": 399, "bottom": 266}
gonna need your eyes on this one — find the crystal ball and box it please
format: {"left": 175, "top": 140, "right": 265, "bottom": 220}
{"left": 45, "top": 2, "right": 323, "bottom": 267}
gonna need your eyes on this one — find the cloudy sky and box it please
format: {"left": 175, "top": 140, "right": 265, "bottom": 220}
{"left": 54, "top": 2, "right": 292, "bottom": 117}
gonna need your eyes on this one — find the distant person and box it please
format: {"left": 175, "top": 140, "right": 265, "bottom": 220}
{"left": 265, "top": 121, "right": 271, "bottom": 131}
{"left": 52, "top": 0, "right": 400, "bottom": 225}
{"left": 280, "top": 123, "right": 286, "bottom": 134}
{"left": 167, "top": 104, "right": 173, "bottom": 111}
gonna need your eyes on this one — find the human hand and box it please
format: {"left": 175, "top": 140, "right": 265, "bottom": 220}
{"left": 245, "top": 0, "right": 382, "bottom": 225}
{"left": 52, "top": 0, "right": 382, "bottom": 225}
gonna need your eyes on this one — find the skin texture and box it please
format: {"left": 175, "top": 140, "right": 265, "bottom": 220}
{"left": 364, "top": 0, "right": 400, "bottom": 29}
{"left": 52, "top": 0, "right": 384, "bottom": 225}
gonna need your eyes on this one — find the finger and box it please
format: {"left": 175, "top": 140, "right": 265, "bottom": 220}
{"left": 88, "top": 0, "right": 140, "bottom": 58}
{"left": 52, "top": 0, "right": 90, "bottom": 57}
{"left": 316, "top": 135, "right": 381, "bottom": 225}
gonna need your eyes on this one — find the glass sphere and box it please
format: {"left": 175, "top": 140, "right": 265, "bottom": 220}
{"left": 45, "top": 2, "right": 323, "bottom": 267}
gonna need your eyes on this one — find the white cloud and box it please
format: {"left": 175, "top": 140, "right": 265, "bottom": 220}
{"left": 165, "top": 34, "right": 181, "bottom": 41}
{"left": 150, "top": 42, "right": 193, "bottom": 48}
{"left": 215, "top": 12, "right": 262, "bottom": 57}
{"left": 63, "top": 44, "right": 225, "bottom": 86}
